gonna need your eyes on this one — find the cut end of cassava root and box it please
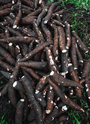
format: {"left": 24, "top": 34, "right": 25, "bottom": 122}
{"left": 62, "top": 49, "right": 67, "bottom": 53}
{"left": 13, "top": 81, "right": 18, "bottom": 87}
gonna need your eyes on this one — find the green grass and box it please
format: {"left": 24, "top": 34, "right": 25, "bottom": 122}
{"left": 67, "top": 96, "right": 90, "bottom": 124}
{"left": 47, "top": 0, "right": 90, "bottom": 12}
{"left": 60, "top": 0, "right": 90, "bottom": 11}
{"left": 0, "top": 114, "right": 8, "bottom": 124}
{"left": 70, "top": 11, "right": 86, "bottom": 34}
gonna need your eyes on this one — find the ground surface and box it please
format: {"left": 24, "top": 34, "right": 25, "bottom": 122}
{"left": 0, "top": 3, "right": 90, "bottom": 124}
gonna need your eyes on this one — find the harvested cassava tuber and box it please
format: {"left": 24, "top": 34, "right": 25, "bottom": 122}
{"left": 15, "top": 99, "right": 25, "bottom": 124}
{"left": 43, "top": 1, "right": 63, "bottom": 24}
{"left": 0, "top": 0, "right": 89, "bottom": 124}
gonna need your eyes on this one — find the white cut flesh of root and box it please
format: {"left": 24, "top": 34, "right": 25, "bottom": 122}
{"left": 13, "top": 81, "right": 18, "bottom": 87}
{"left": 62, "top": 49, "right": 67, "bottom": 53}
{"left": 50, "top": 71, "right": 54, "bottom": 76}
{"left": 20, "top": 99, "right": 25, "bottom": 102}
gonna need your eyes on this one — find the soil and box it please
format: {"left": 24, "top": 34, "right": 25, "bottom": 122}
{"left": 0, "top": 3, "right": 90, "bottom": 124}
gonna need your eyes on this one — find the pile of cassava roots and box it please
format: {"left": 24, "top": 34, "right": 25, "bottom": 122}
{"left": 0, "top": 0, "right": 90, "bottom": 124}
